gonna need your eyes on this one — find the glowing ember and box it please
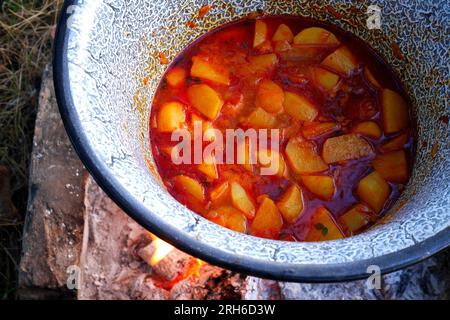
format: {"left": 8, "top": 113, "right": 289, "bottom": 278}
{"left": 149, "top": 235, "right": 174, "bottom": 266}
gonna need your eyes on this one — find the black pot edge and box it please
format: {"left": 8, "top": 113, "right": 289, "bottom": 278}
{"left": 53, "top": 0, "right": 450, "bottom": 283}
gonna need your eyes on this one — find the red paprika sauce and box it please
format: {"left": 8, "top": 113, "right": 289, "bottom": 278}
{"left": 149, "top": 16, "right": 415, "bottom": 242}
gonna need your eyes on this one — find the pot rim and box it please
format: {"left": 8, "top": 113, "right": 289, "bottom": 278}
{"left": 53, "top": 0, "right": 450, "bottom": 282}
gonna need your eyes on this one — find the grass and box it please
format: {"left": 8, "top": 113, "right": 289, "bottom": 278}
{"left": 0, "top": 0, "right": 62, "bottom": 299}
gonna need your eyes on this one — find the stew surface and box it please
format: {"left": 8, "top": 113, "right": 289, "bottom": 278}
{"left": 149, "top": 16, "right": 415, "bottom": 242}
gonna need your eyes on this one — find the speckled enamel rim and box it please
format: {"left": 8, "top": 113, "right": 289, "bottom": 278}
{"left": 54, "top": 0, "right": 449, "bottom": 282}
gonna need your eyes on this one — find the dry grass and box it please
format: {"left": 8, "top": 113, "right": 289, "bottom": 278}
{"left": 0, "top": 0, "right": 62, "bottom": 299}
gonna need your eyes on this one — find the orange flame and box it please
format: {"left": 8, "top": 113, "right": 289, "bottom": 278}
{"left": 187, "top": 259, "right": 205, "bottom": 278}
{"left": 149, "top": 234, "right": 174, "bottom": 266}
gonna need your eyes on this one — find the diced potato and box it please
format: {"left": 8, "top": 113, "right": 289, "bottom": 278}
{"left": 305, "top": 206, "right": 343, "bottom": 242}
{"left": 364, "top": 67, "right": 380, "bottom": 88}
{"left": 174, "top": 175, "right": 205, "bottom": 202}
{"left": 248, "top": 54, "right": 278, "bottom": 74}
{"left": 322, "top": 133, "right": 373, "bottom": 164}
{"left": 338, "top": 204, "right": 372, "bottom": 235}
{"left": 302, "top": 122, "right": 338, "bottom": 139}
{"left": 209, "top": 181, "right": 231, "bottom": 207}
{"left": 293, "top": 27, "right": 339, "bottom": 45}
{"left": 356, "top": 171, "right": 390, "bottom": 213}
{"left": 311, "top": 67, "right": 340, "bottom": 91}
{"left": 381, "top": 133, "right": 409, "bottom": 152}
{"left": 272, "top": 24, "right": 294, "bottom": 42}
{"left": 191, "top": 56, "right": 230, "bottom": 85}
{"left": 204, "top": 206, "right": 247, "bottom": 233}
{"left": 166, "top": 67, "right": 186, "bottom": 87}
{"left": 258, "top": 148, "right": 286, "bottom": 177}
{"left": 283, "top": 91, "right": 318, "bottom": 121}
{"left": 223, "top": 209, "right": 247, "bottom": 233}
{"left": 273, "top": 40, "right": 292, "bottom": 53}
{"left": 351, "top": 121, "right": 382, "bottom": 139}
{"left": 198, "top": 153, "right": 218, "bottom": 180}
{"left": 300, "top": 175, "right": 335, "bottom": 200}
{"left": 285, "top": 138, "right": 328, "bottom": 174}
{"left": 372, "top": 150, "right": 408, "bottom": 183}
{"left": 157, "top": 101, "right": 186, "bottom": 132}
{"left": 244, "top": 107, "right": 277, "bottom": 128}
{"left": 230, "top": 182, "right": 255, "bottom": 219}
{"left": 250, "top": 197, "right": 283, "bottom": 239}
{"left": 253, "top": 20, "right": 268, "bottom": 48}
{"left": 276, "top": 185, "right": 304, "bottom": 223}
{"left": 187, "top": 84, "right": 223, "bottom": 120}
{"left": 381, "top": 89, "right": 409, "bottom": 134}
{"left": 255, "top": 79, "right": 284, "bottom": 113}
{"left": 321, "top": 46, "right": 359, "bottom": 76}
{"left": 280, "top": 45, "right": 323, "bottom": 63}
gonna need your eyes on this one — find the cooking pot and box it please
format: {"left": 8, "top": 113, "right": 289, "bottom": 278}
{"left": 54, "top": 0, "right": 449, "bottom": 281}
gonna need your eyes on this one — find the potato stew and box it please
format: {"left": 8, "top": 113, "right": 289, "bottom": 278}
{"left": 149, "top": 16, "right": 414, "bottom": 242}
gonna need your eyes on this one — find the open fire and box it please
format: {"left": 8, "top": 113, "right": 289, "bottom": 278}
{"left": 149, "top": 234, "right": 175, "bottom": 266}
{"left": 145, "top": 233, "right": 205, "bottom": 290}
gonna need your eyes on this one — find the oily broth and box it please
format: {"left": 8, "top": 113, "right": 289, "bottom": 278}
{"left": 149, "top": 16, "right": 415, "bottom": 242}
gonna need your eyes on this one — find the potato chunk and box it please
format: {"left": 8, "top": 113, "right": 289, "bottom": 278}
{"left": 381, "top": 89, "right": 409, "bottom": 134}
{"left": 258, "top": 148, "right": 286, "bottom": 177}
{"left": 302, "top": 122, "right": 338, "bottom": 139}
{"left": 253, "top": 20, "right": 268, "bottom": 48}
{"left": 198, "top": 153, "right": 218, "bottom": 180}
{"left": 272, "top": 24, "right": 294, "bottom": 42}
{"left": 157, "top": 101, "right": 186, "bottom": 132}
{"left": 209, "top": 181, "right": 230, "bottom": 207}
{"left": 338, "top": 204, "right": 372, "bottom": 235}
{"left": 250, "top": 197, "right": 283, "bottom": 239}
{"left": 381, "top": 133, "right": 409, "bottom": 152}
{"left": 351, "top": 121, "right": 382, "bottom": 139}
{"left": 255, "top": 79, "right": 284, "bottom": 113}
{"left": 187, "top": 84, "right": 223, "bottom": 120}
{"left": 204, "top": 206, "right": 247, "bottom": 233}
{"left": 321, "top": 46, "right": 359, "bottom": 75}
{"left": 301, "top": 175, "right": 335, "bottom": 200}
{"left": 285, "top": 138, "right": 328, "bottom": 174}
{"left": 322, "top": 133, "right": 373, "bottom": 164}
{"left": 277, "top": 185, "right": 304, "bottom": 223}
{"left": 174, "top": 175, "right": 205, "bottom": 202}
{"left": 248, "top": 54, "right": 278, "bottom": 74}
{"left": 372, "top": 150, "right": 408, "bottom": 183}
{"left": 305, "top": 206, "right": 343, "bottom": 242}
{"left": 293, "top": 27, "right": 339, "bottom": 45}
{"left": 310, "top": 67, "right": 340, "bottom": 91}
{"left": 283, "top": 92, "right": 318, "bottom": 121}
{"left": 166, "top": 67, "right": 186, "bottom": 87}
{"left": 244, "top": 107, "right": 277, "bottom": 128}
{"left": 230, "top": 182, "right": 255, "bottom": 219}
{"left": 356, "top": 171, "right": 390, "bottom": 213}
{"left": 190, "top": 56, "right": 230, "bottom": 85}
